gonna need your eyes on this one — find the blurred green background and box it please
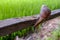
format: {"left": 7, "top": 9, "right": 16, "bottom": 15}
{"left": 0, "top": 0, "right": 60, "bottom": 40}
{"left": 0, "top": 0, "right": 60, "bottom": 20}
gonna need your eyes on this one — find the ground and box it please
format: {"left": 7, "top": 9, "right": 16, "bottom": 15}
{"left": 15, "top": 16, "right": 60, "bottom": 40}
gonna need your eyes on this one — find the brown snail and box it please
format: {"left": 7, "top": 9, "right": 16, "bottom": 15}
{"left": 34, "top": 5, "right": 51, "bottom": 29}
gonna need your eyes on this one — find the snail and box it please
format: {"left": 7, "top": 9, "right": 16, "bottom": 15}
{"left": 34, "top": 5, "right": 51, "bottom": 31}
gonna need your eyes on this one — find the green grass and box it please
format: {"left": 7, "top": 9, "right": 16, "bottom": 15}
{"left": 0, "top": 0, "right": 60, "bottom": 40}
{"left": 0, "top": 0, "right": 60, "bottom": 20}
{"left": 0, "top": 27, "right": 34, "bottom": 40}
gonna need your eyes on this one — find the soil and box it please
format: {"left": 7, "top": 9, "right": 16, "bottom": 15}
{"left": 15, "top": 16, "right": 60, "bottom": 40}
